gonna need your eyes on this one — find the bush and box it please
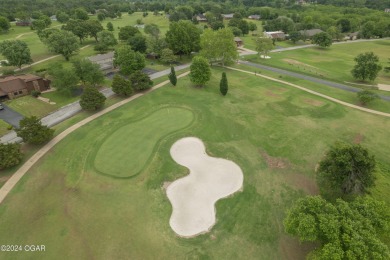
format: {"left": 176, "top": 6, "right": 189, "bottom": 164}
{"left": 2, "top": 69, "right": 15, "bottom": 76}
{"left": 16, "top": 116, "right": 54, "bottom": 144}
{"left": 79, "top": 86, "right": 106, "bottom": 110}
{"left": 31, "top": 90, "right": 41, "bottom": 97}
{"left": 357, "top": 90, "right": 379, "bottom": 106}
{"left": 0, "top": 143, "right": 23, "bottom": 170}
{"left": 129, "top": 71, "right": 153, "bottom": 91}
{"left": 7, "top": 124, "right": 13, "bottom": 130}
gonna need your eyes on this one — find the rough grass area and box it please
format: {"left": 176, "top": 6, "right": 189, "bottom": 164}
{"left": 0, "top": 119, "right": 11, "bottom": 136}
{"left": 0, "top": 68, "right": 389, "bottom": 259}
{"left": 245, "top": 40, "right": 390, "bottom": 85}
{"left": 4, "top": 95, "right": 57, "bottom": 118}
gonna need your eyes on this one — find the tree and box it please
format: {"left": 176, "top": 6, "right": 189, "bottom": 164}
{"left": 326, "top": 26, "right": 343, "bottom": 41}
{"left": 351, "top": 52, "right": 382, "bottom": 82}
{"left": 72, "top": 59, "right": 104, "bottom": 87}
{"left": 0, "top": 16, "right": 11, "bottom": 32}
{"left": 45, "top": 30, "right": 80, "bottom": 61}
{"left": 254, "top": 37, "right": 273, "bottom": 58}
{"left": 0, "top": 143, "right": 23, "bottom": 170}
{"left": 129, "top": 71, "right": 153, "bottom": 91}
{"left": 284, "top": 196, "right": 390, "bottom": 259}
{"left": 85, "top": 20, "right": 104, "bottom": 42}
{"left": 118, "top": 26, "right": 140, "bottom": 41}
{"left": 160, "top": 48, "right": 176, "bottom": 64}
{"left": 360, "top": 21, "right": 375, "bottom": 39}
{"left": 144, "top": 23, "right": 160, "bottom": 37}
{"left": 210, "top": 21, "right": 224, "bottom": 31}
{"left": 0, "top": 40, "right": 33, "bottom": 69}
{"left": 230, "top": 27, "right": 242, "bottom": 37}
{"left": 165, "top": 20, "right": 201, "bottom": 58}
{"left": 38, "top": 15, "right": 51, "bottom": 28}
{"left": 112, "top": 74, "right": 133, "bottom": 96}
{"left": 74, "top": 8, "right": 89, "bottom": 20}
{"left": 317, "top": 142, "right": 376, "bottom": 199}
{"left": 79, "top": 87, "right": 106, "bottom": 110}
{"left": 56, "top": 11, "right": 69, "bottom": 23}
{"left": 16, "top": 116, "right": 54, "bottom": 144}
{"left": 289, "top": 31, "right": 302, "bottom": 44}
{"left": 357, "top": 90, "right": 379, "bottom": 106}
{"left": 48, "top": 64, "right": 79, "bottom": 94}
{"left": 114, "top": 45, "right": 145, "bottom": 75}
{"left": 248, "top": 22, "right": 257, "bottom": 32}
{"left": 128, "top": 34, "right": 147, "bottom": 53}
{"left": 94, "top": 31, "right": 118, "bottom": 53}
{"left": 107, "top": 22, "right": 114, "bottom": 31}
{"left": 168, "top": 66, "right": 177, "bottom": 86}
{"left": 220, "top": 72, "right": 228, "bottom": 96}
{"left": 63, "top": 19, "right": 89, "bottom": 43}
{"left": 189, "top": 56, "right": 211, "bottom": 87}
{"left": 97, "top": 13, "right": 105, "bottom": 22}
{"left": 200, "top": 28, "right": 238, "bottom": 66}
{"left": 31, "top": 19, "right": 47, "bottom": 31}
{"left": 312, "top": 32, "right": 332, "bottom": 48}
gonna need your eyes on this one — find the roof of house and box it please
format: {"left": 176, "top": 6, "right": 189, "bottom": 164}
{"left": 265, "top": 31, "right": 286, "bottom": 38}
{"left": 299, "top": 29, "right": 323, "bottom": 37}
{"left": 17, "top": 74, "right": 42, "bottom": 82}
{"left": 196, "top": 14, "right": 207, "bottom": 20}
{"left": 248, "top": 15, "right": 260, "bottom": 19}
{"left": 234, "top": 37, "right": 243, "bottom": 42}
{"left": 0, "top": 78, "right": 26, "bottom": 93}
{"left": 87, "top": 52, "right": 114, "bottom": 63}
{"left": 222, "top": 14, "right": 234, "bottom": 19}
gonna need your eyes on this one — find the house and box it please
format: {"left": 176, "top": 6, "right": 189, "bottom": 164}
{"left": 265, "top": 31, "right": 286, "bottom": 40}
{"left": 222, "top": 14, "right": 234, "bottom": 19}
{"left": 50, "top": 15, "right": 57, "bottom": 21}
{"left": 299, "top": 29, "right": 323, "bottom": 38}
{"left": 87, "top": 52, "right": 115, "bottom": 71}
{"left": 0, "top": 74, "right": 50, "bottom": 100}
{"left": 134, "top": 24, "right": 145, "bottom": 29}
{"left": 344, "top": 32, "right": 359, "bottom": 41}
{"left": 234, "top": 37, "right": 243, "bottom": 47}
{"left": 196, "top": 14, "right": 207, "bottom": 22}
{"left": 248, "top": 15, "right": 260, "bottom": 20}
{"left": 15, "top": 19, "right": 32, "bottom": 26}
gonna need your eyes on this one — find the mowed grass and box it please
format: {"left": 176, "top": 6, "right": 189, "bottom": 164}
{"left": 0, "top": 68, "right": 389, "bottom": 259}
{"left": 4, "top": 95, "right": 57, "bottom": 118}
{"left": 0, "top": 119, "right": 10, "bottom": 136}
{"left": 246, "top": 40, "right": 390, "bottom": 85}
{"left": 94, "top": 107, "right": 194, "bottom": 178}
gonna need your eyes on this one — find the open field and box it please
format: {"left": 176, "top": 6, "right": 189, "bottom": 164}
{"left": 246, "top": 40, "right": 390, "bottom": 85}
{"left": 4, "top": 95, "right": 57, "bottom": 118}
{"left": 0, "top": 67, "right": 389, "bottom": 259}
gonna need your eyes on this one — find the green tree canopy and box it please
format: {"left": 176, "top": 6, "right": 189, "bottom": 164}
{"left": 312, "top": 32, "right": 333, "bottom": 48}
{"left": 160, "top": 48, "right": 176, "bottom": 64}
{"left": 118, "top": 26, "right": 140, "bottom": 41}
{"left": 351, "top": 52, "right": 382, "bottom": 82}
{"left": 284, "top": 196, "right": 390, "bottom": 259}
{"left": 168, "top": 66, "right": 177, "bottom": 86}
{"left": 0, "top": 16, "right": 11, "bottom": 32}
{"left": 80, "top": 86, "right": 106, "bottom": 110}
{"left": 48, "top": 64, "right": 79, "bottom": 94}
{"left": 317, "top": 142, "right": 376, "bottom": 199}
{"left": 128, "top": 34, "right": 147, "bottom": 53}
{"left": 357, "top": 90, "right": 379, "bottom": 106}
{"left": 0, "top": 40, "right": 33, "bottom": 69}
{"left": 45, "top": 30, "right": 80, "bottom": 61}
{"left": 166, "top": 20, "right": 201, "bottom": 58}
{"left": 220, "top": 72, "right": 228, "bottom": 96}
{"left": 0, "top": 143, "right": 23, "bottom": 170}
{"left": 254, "top": 37, "right": 274, "bottom": 58}
{"left": 144, "top": 23, "right": 160, "bottom": 38}
{"left": 62, "top": 19, "right": 89, "bottom": 43}
{"left": 72, "top": 59, "right": 104, "bottom": 87}
{"left": 129, "top": 70, "right": 153, "bottom": 91}
{"left": 189, "top": 56, "right": 211, "bottom": 87}
{"left": 112, "top": 74, "right": 133, "bottom": 96}
{"left": 85, "top": 20, "right": 104, "bottom": 42}
{"left": 114, "top": 45, "right": 145, "bottom": 76}
{"left": 16, "top": 116, "right": 54, "bottom": 144}
{"left": 107, "top": 22, "right": 114, "bottom": 31}
{"left": 94, "top": 31, "right": 118, "bottom": 53}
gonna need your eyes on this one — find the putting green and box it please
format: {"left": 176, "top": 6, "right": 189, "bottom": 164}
{"left": 93, "top": 107, "right": 194, "bottom": 178}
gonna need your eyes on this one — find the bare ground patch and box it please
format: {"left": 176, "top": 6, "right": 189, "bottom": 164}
{"left": 260, "top": 150, "right": 290, "bottom": 169}
{"left": 353, "top": 133, "right": 364, "bottom": 144}
{"left": 279, "top": 235, "right": 317, "bottom": 260}
{"left": 265, "top": 90, "right": 281, "bottom": 98}
{"left": 303, "top": 98, "right": 324, "bottom": 107}
{"left": 285, "top": 173, "right": 319, "bottom": 195}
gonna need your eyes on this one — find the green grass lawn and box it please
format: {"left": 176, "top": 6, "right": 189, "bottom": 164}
{"left": 4, "top": 95, "right": 57, "bottom": 118}
{"left": 0, "top": 119, "right": 11, "bottom": 136}
{"left": 245, "top": 40, "right": 390, "bottom": 86}
{"left": 0, "top": 68, "right": 389, "bottom": 259}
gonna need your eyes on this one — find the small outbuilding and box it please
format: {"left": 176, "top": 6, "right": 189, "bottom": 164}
{"left": 248, "top": 15, "right": 261, "bottom": 20}
{"left": 196, "top": 14, "right": 207, "bottom": 22}
{"left": 265, "top": 31, "right": 286, "bottom": 40}
{"left": 234, "top": 37, "right": 243, "bottom": 47}
{"left": 222, "top": 14, "right": 234, "bottom": 20}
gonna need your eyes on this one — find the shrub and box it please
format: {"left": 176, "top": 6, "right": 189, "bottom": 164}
{"left": 0, "top": 143, "right": 23, "bottom": 170}
{"left": 31, "top": 90, "right": 41, "bottom": 97}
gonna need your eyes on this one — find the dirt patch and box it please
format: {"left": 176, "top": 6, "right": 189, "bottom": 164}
{"left": 285, "top": 173, "right": 319, "bottom": 195}
{"left": 353, "top": 133, "right": 364, "bottom": 144}
{"left": 265, "top": 90, "right": 280, "bottom": 97}
{"left": 162, "top": 181, "right": 171, "bottom": 190}
{"left": 377, "top": 84, "right": 390, "bottom": 91}
{"left": 303, "top": 98, "right": 324, "bottom": 107}
{"left": 279, "top": 235, "right": 317, "bottom": 260}
{"left": 260, "top": 150, "right": 290, "bottom": 169}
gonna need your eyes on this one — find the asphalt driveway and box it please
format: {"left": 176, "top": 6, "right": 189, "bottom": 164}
{"left": 0, "top": 103, "right": 24, "bottom": 128}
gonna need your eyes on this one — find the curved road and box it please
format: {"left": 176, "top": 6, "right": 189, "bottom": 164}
{"left": 238, "top": 60, "right": 390, "bottom": 102}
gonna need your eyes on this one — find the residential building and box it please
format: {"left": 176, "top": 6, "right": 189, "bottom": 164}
{"left": 248, "top": 15, "right": 261, "bottom": 20}
{"left": 222, "top": 14, "right": 234, "bottom": 19}
{"left": 0, "top": 74, "right": 50, "bottom": 100}
{"left": 265, "top": 31, "right": 286, "bottom": 40}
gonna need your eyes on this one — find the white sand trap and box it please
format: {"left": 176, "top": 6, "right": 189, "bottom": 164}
{"left": 167, "top": 137, "right": 243, "bottom": 237}
{"left": 378, "top": 84, "right": 390, "bottom": 91}
{"left": 260, "top": 55, "right": 271, "bottom": 59}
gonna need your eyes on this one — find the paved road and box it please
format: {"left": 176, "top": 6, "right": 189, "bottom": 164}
{"left": 0, "top": 64, "right": 190, "bottom": 144}
{"left": 238, "top": 60, "right": 390, "bottom": 102}
{"left": 0, "top": 104, "right": 24, "bottom": 128}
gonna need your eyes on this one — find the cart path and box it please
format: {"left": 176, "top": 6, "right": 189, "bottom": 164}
{"left": 0, "top": 71, "right": 189, "bottom": 204}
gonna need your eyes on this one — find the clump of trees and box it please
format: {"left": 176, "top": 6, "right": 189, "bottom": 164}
{"left": 42, "top": 30, "right": 80, "bottom": 61}
{"left": 166, "top": 20, "right": 201, "bottom": 58}
{"left": 112, "top": 75, "right": 133, "bottom": 96}
{"left": 312, "top": 32, "right": 333, "bottom": 48}
{"left": 0, "top": 40, "right": 33, "bottom": 69}
{"left": 79, "top": 87, "right": 106, "bottom": 110}
{"left": 351, "top": 52, "right": 382, "bottom": 82}
{"left": 114, "top": 45, "right": 145, "bottom": 76}
{"left": 0, "top": 16, "right": 11, "bottom": 32}
{"left": 254, "top": 37, "right": 273, "bottom": 58}
{"left": 0, "top": 143, "right": 23, "bottom": 170}
{"left": 16, "top": 116, "right": 54, "bottom": 144}
{"left": 189, "top": 56, "right": 211, "bottom": 87}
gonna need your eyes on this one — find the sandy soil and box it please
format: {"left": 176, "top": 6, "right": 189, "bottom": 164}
{"left": 167, "top": 137, "right": 244, "bottom": 237}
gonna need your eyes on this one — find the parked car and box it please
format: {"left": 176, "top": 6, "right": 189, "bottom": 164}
{"left": 0, "top": 103, "right": 4, "bottom": 110}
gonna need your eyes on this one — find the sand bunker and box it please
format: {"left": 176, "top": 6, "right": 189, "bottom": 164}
{"left": 167, "top": 137, "right": 243, "bottom": 237}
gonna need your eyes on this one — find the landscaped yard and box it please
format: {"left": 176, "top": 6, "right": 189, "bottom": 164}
{"left": 4, "top": 95, "right": 57, "bottom": 118}
{"left": 0, "top": 67, "right": 389, "bottom": 259}
{"left": 245, "top": 40, "right": 390, "bottom": 85}
{"left": 0, "top": 119, "right": 10, "bottom": 136}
